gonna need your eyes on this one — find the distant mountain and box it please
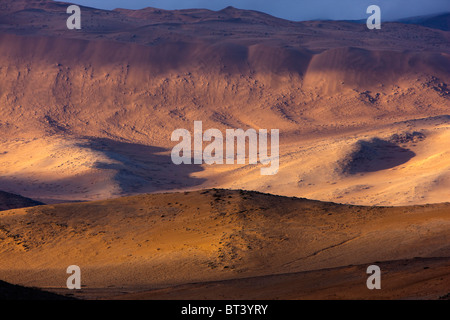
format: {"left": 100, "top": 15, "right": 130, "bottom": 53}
{"left": 398, "top": 12, "right": 450, "bottom": 31}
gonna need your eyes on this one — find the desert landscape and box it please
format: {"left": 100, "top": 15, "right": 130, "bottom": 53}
{"left": 0, "top": 0, "right": 449, "bottom": 300}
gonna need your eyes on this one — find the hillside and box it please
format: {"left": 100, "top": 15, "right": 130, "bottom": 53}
{"left": 0, "top": 189, "right": 449, "bottom": 299}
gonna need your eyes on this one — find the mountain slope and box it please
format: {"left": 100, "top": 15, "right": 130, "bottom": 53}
{"left": 0, "top": 0, "right": 449, "bottom": 205}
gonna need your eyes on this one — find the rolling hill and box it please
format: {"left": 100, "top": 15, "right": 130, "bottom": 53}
{"left": 0, "top": 189, "right": 449, "bottom": 299}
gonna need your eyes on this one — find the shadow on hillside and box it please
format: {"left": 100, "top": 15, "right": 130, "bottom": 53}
{"left": 342, "top": 138, "right": 416, "bottom": 174}
{"left": 77, "top": 137, "right": 206, "bottom": 194}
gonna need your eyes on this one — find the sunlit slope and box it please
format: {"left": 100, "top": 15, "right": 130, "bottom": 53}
{"left": 0, "top": 189, "right": 449, "bottom": 298}
{"left": 0, "top": 0, "right": 449, "bottom": 205}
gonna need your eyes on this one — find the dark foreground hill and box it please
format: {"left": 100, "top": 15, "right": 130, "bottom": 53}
{"left": 0, "top": 191, "right": 44, "bottom": 211}
{"left": 0, "top": 280, "right": 73, "bottom": 300}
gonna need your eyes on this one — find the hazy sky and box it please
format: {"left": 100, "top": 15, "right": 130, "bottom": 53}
{"left": 60, "top": 0, "right": 450, "bottom": 21}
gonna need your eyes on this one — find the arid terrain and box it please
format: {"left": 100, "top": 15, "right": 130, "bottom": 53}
{"left": 0, "top": 0, "right": 449, "bottom": 299}
{"left": 0, "top": 189, "right": 449, "bottom": 300}
{"left": 0, "top": 0, "right": 449, "bottom": 205}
